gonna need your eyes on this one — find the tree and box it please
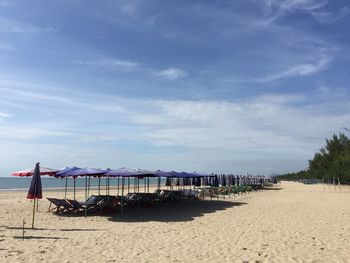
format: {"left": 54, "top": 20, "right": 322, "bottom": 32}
{"left": 279, "top": 132, "right": 350, "bottom": 184}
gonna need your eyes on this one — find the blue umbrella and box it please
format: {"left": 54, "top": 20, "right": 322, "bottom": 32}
{"left": 154, "top": 170, "right": 172, "bottom": 177}
{"left": 27, "top": 162, "right": 42, "bottom": 229}
{"left": 105, "top": 167, "right": 143, "bottom": 177}
{"left": 60, "top": 167, "right": 106, "bottom": 217}
{"left": 55, "top": 167, "right": 81, "bottom": 199}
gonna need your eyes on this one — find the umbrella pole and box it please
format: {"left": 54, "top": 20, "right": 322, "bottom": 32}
{"left": 84, "top": 175, "right": 87, "bottom": 217}
{"left": 109, "top": 176, "right": 111, "bottom": 195}
{"left": 85, "top": 176, "right": 87, "bottom": 200}
{"left": 147, "top": 177, "right": 149, "bottom": 193}
{"left": 32, "top": 199, "right": 36, "bottom": 229}
{"left": 157, "top": 177, "right": 161, "bottom": 209}
{"left": 36, "top": 199, "right": 39, "bottom": 212}
{"left": 87, "top": 176, "right": 91, "bottom": 197}
{"left": 106, "top": 176, "right": 108, "bottom": 195}
{"left": 98, "top": 177, "right": 101, "bottom": 195}
{"left": 73, "top": 177, "right": 76, "bottom": 200}
{"left": 128, "top": 177, "right": 130, "bottom": 194}
{"left": 137, "top": 177, "right": 140, "bottom": 208}
{"left": 108, "top": 176, "right": 110, "bottom": 196}
{"left": 117, "top": 177, "right": 120, "bottom": 196}
{"left": 121, "top": 177, "right": 124, "bottom": 217}
{"left": 64, "top": 177, "right": 68, "bottom": 199}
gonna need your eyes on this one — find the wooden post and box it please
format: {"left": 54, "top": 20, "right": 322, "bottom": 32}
{"left": 31, "top": 199, "right": 36, "bottom": 229}
{"left": 22, "top": 218, "right": 25, "bottom": 240}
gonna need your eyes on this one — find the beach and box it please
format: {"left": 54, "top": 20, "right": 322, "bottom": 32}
{"left": 0, "top": 181, "right": 349, "bottom": 262}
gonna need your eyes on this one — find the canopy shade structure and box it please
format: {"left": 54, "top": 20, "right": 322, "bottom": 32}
{"left": 137, "top": 169, "right": 156, "bottom": 177}
{"left": 154, "top": 170, "right": 172, "bottom": 177}
{"left": 57, "top": 167, "right": 107, "bottom": 178}
{"left": 154, "top": 170, "right": 210, "bottom": 178}
{"left": 55, "top": 166, "right": 81, "bottom": 178}
{"left": 12, "top": 167, "right": 58, "bottom": 177}
{"left": 105, "top": 167, "right": 146, "bottom": 177}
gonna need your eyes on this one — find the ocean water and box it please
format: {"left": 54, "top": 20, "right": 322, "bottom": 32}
{"left": 0, "top": 177, "right": 162, "bottom": 190}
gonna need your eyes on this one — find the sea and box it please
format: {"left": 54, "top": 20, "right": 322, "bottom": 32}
{"left": 0, "top": 177, "right": 162, "bottom": 191}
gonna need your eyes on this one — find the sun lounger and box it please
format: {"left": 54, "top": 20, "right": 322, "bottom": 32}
{"left": 66, "top": 199, "right": 84, "bottom": 212}
{"left": 47, "top": 198, "right": 76, "bottom": 214}
{"left": 80, "top": 195, "right": 118, "bottom": 213}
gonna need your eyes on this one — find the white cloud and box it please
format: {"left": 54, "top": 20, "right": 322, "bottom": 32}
{"left": 0, "top": 43, "right": 13, "bottom": 50}
{"left": 157, "top": 68, "right": 188, "bottom": 80}
{"left": 0, "top": 111, "right": 11, "bottom": 121}
{"left": 74, "top": 58, "right": 138, "bottom": 71}
{"left": 0, "top": 126, "right": 69, "bottom": 139}
{"left": 263, "top": 0, "right": 328, "bottom": 20}
{"left": 311, "top": 6, "right": 350, "bottom": 24}
{"left": 262, "top": 0, "right": 349, "bottom": 24}
{"left": 130, "top": 94, "right": 350, "bottom": 158}
{"left": 0, "top": 0, "right": 16, "bottom": 6}
{"left": 0, "top": 17, "right": 55, "bottom": 33}
{"left": 0, "top": 87, "right": 125, "bottom": 113}
{"left": 256, "top": 56, "right": 331, "bottom": 83}
{"left": 1, "top": 76, "right": 349, "bottom": 175}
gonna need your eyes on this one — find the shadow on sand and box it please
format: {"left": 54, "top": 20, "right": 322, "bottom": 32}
{"left": 6, "top": 226, "right": 104, "bottom": 232}
{"left": 13, "top": 236, "right": 68, "bottom": 240}
{"left": 108, "top": 199, "right": 247, "bottom": 223}
{"left": 262, "top": 187, "right": 283, "bottom": 191}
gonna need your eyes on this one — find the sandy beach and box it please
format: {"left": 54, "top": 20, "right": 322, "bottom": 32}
{"left": 0, "top": 181, "right": 349, "bottom": 263}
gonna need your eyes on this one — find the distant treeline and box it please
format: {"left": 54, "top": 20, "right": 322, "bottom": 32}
{"left": 278, "top": 132, "right": 350, "bottom": 184}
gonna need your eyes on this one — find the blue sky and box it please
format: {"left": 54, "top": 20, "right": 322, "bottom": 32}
{"left": 1, "top": 0, "right": 350, "bottom": 176}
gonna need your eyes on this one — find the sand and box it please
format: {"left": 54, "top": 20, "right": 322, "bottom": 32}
{"left": 0, "top": 181, "right": 349, "bottom": 263}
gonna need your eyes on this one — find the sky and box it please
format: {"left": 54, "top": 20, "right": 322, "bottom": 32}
{"left": 1, "top": 0, "right": 350, "bottom": 176}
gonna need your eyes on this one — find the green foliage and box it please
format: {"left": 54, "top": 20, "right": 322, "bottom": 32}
{"left": 278, "top": 132, "right": 350, "bottom": 184}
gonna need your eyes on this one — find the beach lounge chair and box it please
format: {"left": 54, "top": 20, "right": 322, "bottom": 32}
{"left": 123, "top": 193, "right": 140, "bottom": 206}
{"left": 138, "top": 193, "right": 158, "bottom": 205}
{"left": 67, "top": 199, "right": 84, "bottom": 212}
{"left": 47, "top": 198, "right": 75, "bottom": 214}
{"left": 158, "top": 190, "right": 172, "bottom": 201}
{"left": 97, "top": 195, "right": 120, "bottom": 212}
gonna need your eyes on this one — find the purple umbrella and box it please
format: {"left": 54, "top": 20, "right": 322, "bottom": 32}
{"left": 105, "top": 167, "right": 144, "bottom": 177}
{"left": 154, "top": 170, "right": 172, "bottom": 177}
{"left": 55, "top": 166, "right": 81, "bottom": 199}
{"left": 27, "top": 162, "right": 42, "bottom": 229}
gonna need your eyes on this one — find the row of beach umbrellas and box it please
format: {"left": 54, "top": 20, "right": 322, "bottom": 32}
{"left": 15, "top": 163, "right": 272, "bottom": 228}
{"left": 12, "top": 166, "right": 210, "bottom": 178}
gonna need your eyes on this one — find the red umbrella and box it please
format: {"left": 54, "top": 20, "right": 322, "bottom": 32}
{"left": 27, "top": 163, "right": 43, "bottom": 228}
{"left": 12, "top": 167, "right": 58, "bottom": 177}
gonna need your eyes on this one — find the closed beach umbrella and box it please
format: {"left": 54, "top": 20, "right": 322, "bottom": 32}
{"left": 27, "top": 162, "right": 42, "bottom": 229}
{"left": 222, "top": 175, "right": 227, "bottom": 187}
